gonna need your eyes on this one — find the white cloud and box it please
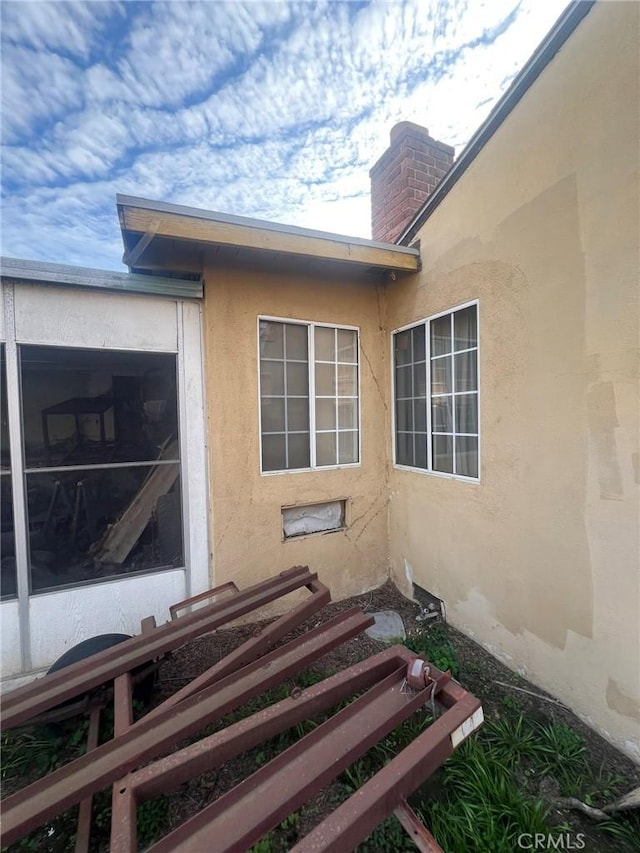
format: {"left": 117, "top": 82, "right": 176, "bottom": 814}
{"left": 1, "top": 0, "right": 569, "bottom": 268}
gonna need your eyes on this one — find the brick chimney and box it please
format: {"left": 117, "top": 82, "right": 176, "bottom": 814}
{"left": 370, "top": 122, "right": 454, "bottom": 243}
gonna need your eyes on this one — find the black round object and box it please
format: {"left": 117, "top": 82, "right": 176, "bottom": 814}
{"left": 47, "top": 633, "right": 132, "bottom": 674}
{"left": 47, "top": 632, "right": 157, "bottom": 709}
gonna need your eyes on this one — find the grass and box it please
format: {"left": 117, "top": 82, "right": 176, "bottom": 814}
{"left": 1, "top": 709, "right": 170, "bottom": 853}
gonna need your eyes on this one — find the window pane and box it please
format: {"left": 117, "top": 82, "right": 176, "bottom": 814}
{"left": 396, "top": 365, "right": 412, "bottom": 398}
{"left": 454, "top": 351, "right": 477, "bottom": 393}
{"left": 285, "top": 323, "right": 308, "bottom": 360}
{"left": 27, "top": 466, "right": 183, "bottom": 592}
{"left": 431, "top": 357, "right": 452, "bottom": 395}
{"left": 456, "top": 435, "right": 478, "bottom": 478}
{"left": 432, "top": 397, "right": 452, "bottom": 433}
{"left": 316, "top": 398, "right": 336, "bottom": 430}
{"left": 455, "top": 394, "right": 478, "bottom": 434}
{"left": 412, "top": 326, "right": 426, "bottom": 361}
{"left": 338, "top": 399, "right": 358, "bottom": 430}
{"left": 396, "top": 432, "right": 413, "bottom": 466}
{"left": 433, "top": 435, "right": 453, "bottom": 473}
{"left": 286, "top": 362, "right": 309, "bottom": 396}
{"left": 260, "top": 361, "right": 284, "bottom": 395}
{"left": 431, "top": 315, "right": 451, "bottom": 356}
{"left": 261, "top": 397, "right": 285, "bottom": 432}
{"left": 414, "top": 362, "right": 426, "bottom": 397}
{"left": 1, "top": 475, "right": 16, "bottom": 599}
{"left": 315, "top": 363, "right": 335, "bottom": 396}
{"left": 338, "top": 431, "right": 358, "bottom": 464}
{"left": 394, "top": 330, "right": 412, "bottom": 366}
{"left": 414, "top": 398, "right": 427, "bottom": 432}
{"left": 314, "top": 326, "right": 335, "bottom": 361}
{"left": 454, "top": 305, "right": 477, "bottom": 351}
{"left": 337, "top": 329, "right": 357, "bottom": 363}
{"left": 262, "top": 433, "right": 286, "bottom": 471}
{"left": 337, "top": 364, "right": 357, "bottom": 397}
{"left": 288, "top": 432, "right": 310, "bottom": 469}
{"left": 414, "top": 433, "right": 428, "bottom": 469}
{"left": 396, "top": 399, "right": 413, "bottom": 432}
{"left": 287, "top": 398, "right": 309, "bottom": 431}
{"left": 260, "top": 321, "right": 284, "bottom": 358}
{"left": 316, "top": 432, "right": 337, "bottom": 466}
{"left": 20, "top": 347, "right": 179, "bottom": 468}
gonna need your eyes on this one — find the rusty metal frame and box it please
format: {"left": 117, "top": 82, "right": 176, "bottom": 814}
{"left": 291, "top": 686, "right": 482, "bottom": 852}
{"left": 1, "top": 606, "right": 372, "bottom": 845}
{"left": 1, "top": 570, "right": 483, "bottom": 852}
{"left": 108, "top": 644, "right": 469, "bottom": 853}
{"left": 169, "top": 580, "right": 239, "bottom": 620}
{"left": 111, "top": 652, "right": 480, "bottom": 852}
{"left": 1, "top": 565, "right": 319, "bottom": 729}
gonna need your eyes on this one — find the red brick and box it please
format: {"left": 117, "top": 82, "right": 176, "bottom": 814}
{"left": 371, "top": 122, "right": 454, "bottom": 242}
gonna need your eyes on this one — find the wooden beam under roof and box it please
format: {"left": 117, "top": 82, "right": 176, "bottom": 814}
{"left": 117, "top": 196, "right": 420, "bottom": 273}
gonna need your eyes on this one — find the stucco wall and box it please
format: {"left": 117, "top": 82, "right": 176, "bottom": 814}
{"left": 386, "top": 1, "right": 640, "bottom": 758}
{"left": 202, "top": 260, "right": 390, "bottom": 611}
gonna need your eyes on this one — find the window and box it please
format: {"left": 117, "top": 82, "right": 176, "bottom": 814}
{"left": 259, "top": 319, "right": 359, "bottom": 472}
{"left": 19, "top": 345, "right": 183, "bottom": 591}
{"left": 393, "top": 302, "right": 479, "bottom": 479}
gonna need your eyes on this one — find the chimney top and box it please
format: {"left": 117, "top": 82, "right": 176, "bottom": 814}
{"left": 390, "top": 121, "right": 430, "bottom": 144}
{"left": 370, "top": 121, "right": 454, "bottom": 243}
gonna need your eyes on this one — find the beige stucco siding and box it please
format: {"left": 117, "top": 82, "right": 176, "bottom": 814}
{"left": 387, "top": 1, "right": 639, "bottom": 758}
{"left": 202, "top": 262, "right": 390, "bottom": 608}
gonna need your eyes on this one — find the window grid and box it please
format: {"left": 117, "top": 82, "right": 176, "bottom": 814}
{"left": 393, "top": 302, "right": 478, "bottom": 479}
{"left": 259, "top": 322, "right": 310, "bottom": 471}
{"left": 314, "top": 326, "right": 359, "bottom": 467}
{"left": 259, "top": 319, "right": 360, "bottom": 473}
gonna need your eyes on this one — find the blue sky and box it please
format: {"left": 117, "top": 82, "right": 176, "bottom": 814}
{"left": 1, "top": 0, "right": 568, "bottom": 271}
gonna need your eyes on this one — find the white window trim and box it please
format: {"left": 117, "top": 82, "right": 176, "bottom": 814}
{"left": 257, "top": 315, "right": 361, "bottom": 476}
{"left": 390, "top": 299, "right": 480, "bottom": 483}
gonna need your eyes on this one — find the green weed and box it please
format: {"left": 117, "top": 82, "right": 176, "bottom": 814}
{"left": 405, "top": 626, "right": 461, "bottom": 677}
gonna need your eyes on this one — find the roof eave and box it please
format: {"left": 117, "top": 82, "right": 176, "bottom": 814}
{"left": 0, "top": 257, "right": 203, "bottom": 299}
{"left": 117, "top": 195, "right": 420, "bottom": 274}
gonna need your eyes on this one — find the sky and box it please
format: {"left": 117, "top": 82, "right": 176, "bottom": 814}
{"left": 1, "top": 0, "right": 569, "bottom": 271}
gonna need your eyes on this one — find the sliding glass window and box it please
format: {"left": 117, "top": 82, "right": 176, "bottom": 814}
{"left": 259, "top": 319, "right": 359, "bottom": 472}
{"left": 393, "top": 303, "right": 479, "bottom": 480}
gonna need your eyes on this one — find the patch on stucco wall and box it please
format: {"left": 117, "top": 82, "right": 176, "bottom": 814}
{"left": 587, "top": 382, "right": 624, "bottom": 500}
{"left": 606, "top": 678, "right": 640, "bottom": 721}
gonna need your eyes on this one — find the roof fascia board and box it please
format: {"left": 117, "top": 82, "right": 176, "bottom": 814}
{"left": 398, "top": 0, "right": 596, "bottom": 245}
{"left": 0, "top": 257, "right": 203, "bottom": 299}
{"left": 117, "top": 195, "right": 419, "bottom": 272}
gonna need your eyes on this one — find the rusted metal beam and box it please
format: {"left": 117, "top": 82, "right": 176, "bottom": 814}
{"left": 114, "top": 672, "right": 133, "bottom": 736}
{"left": 147, "top": 667, "right": 433, "bottom": 852}
{"left": 1, "top": 566, "right": 315, "bottom": 729}
{"left": 169, "top": 580, "right": 239, "bottom": 620}
{"left": 142, "top": 577, "right": 330, "bottom": 722}
{"left": 394, "top": 799, "right": 444, "bottom": 853}
{"left": 291, "top": 691, "right": 483, "bottom": 852}
{"left": 73, "top": 704, "right": 102, "bottom": 853}
{"left": 1, "top": 607, "right": 372, "bottom": 846}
